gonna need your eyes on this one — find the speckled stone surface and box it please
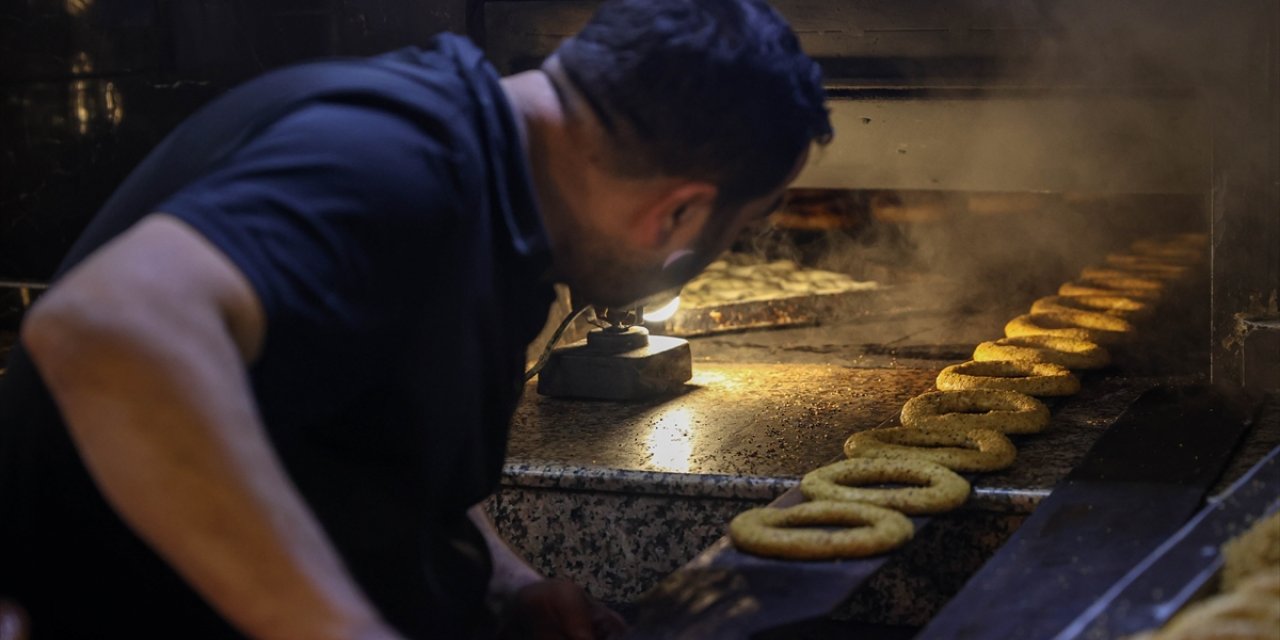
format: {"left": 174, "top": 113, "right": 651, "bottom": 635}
{"left": 491, "top": 280, "right": 1228, "bottom": 612}
{"left": 499, "top": 463, "right": 791, "bottom": 502}
{"left": 493, "top": 363, "right": 941, "bottom": 604}
{"left": 492, "top": 361, "right": 1193, "bottom": 605}
{"left": 485, "top": 487, "right": 757, "bottom": 603}
{"left": 505, "top": 363, "right": 1178, "bottom": 514}
{"left": 508, "top": 363, "right": 938, "bottom": 479}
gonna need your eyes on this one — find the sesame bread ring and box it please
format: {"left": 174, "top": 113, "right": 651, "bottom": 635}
{"left": 1005, "top": 311, "right": 1134, "bottom": 345}
{"left": 1130, "top": 239, "right": 1204, "bottom": 262}
{"left": 843, "top": 426, "right": 1017, "bottom": 473}
{"left": 1076, "top": 271, "right": 1165, "bottom": 292}
{"left": 1105, "top": 251, "right": 1190, "bottom": 271}
{"left": 1059, "top": 281, "right": 1162, "bottom": 301}
{"left": 974, "top": 335, "right": 1111, "bottom": 370}
{"left": 1098, "top": 257, "right": 1191, "bottom": 279}
{"left": 1082, "top": 265, "right": 1185, "bottom": 282}
{"left": 1151, "top": 573, "right": 1280, "bottom": 639}
{"left": 1031, "top": 294, "right": 1151, "bottom": 319}
{"left": 1023, "top": 308, "right": 1136, "bottom": 332}
{"left": 728, "top": 500, "right": 914, "bottom": 560}
{"left": 900, "top": 389, "right": 1050, "bottom": 434}
{"left": 936, "top": 360, "right": 1080, "bottom": 397}
{"left": 801, "top": 458, "right": 970, "bottom": 515}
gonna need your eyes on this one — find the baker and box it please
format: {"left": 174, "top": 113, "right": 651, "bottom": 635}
{"left": 0, "top": 0, "right": 830, "bottom": 638}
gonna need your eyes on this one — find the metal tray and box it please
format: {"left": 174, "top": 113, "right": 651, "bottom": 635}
{"left": 652, "top": 286, "right": 889, "bottom": 337}
{"left": 1055, "top": 442, "right": 1280, "bottom": 640}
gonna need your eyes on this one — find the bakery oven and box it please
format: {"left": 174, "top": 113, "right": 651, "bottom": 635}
{"left": 484, "top": 0, "right": 1278, "bottom": 396}
{"left": 481, "top": 1, "right": 1280, "bottom": 637}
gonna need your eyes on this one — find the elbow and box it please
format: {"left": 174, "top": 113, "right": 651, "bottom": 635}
{"left": 19, "top": 288, "right": 98, "bottom": 380}
{"left": 20, "top": 292, "right": 69, "bottom": 370}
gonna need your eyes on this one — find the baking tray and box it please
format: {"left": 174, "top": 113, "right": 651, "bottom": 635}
{"left": 616, "top": 380, "right": 1182, "bottom": 639}
{"left": 1054, "top": 442, "right": 1280, "bottom": 640}
{"left": 621, "top": 462, "right": 934, "bottom": 640}
{"left": 651, "top": 286, "right": 889, "bottom": 337}
{"left": 916, "top": 385, "right": 1256, "bottom": 640}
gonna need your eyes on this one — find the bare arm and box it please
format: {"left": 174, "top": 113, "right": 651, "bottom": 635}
{"left": 22, "top": 214, "right": 400, "bottom": 640}
{"left": 468, "top": 505, "right": 543, "bottom": 600}
{"left": 468, "top": 506, "right": 627, "bottom": 639}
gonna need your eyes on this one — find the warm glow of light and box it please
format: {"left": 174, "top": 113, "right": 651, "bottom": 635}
{"left": 645, "top": 406, "right": 694, "bottom": 473}
{"left": 66, "top": 0, "right": 93, "bottom": 16}
{"left": 645, "top": 296, "right": 681, "bottom": 322}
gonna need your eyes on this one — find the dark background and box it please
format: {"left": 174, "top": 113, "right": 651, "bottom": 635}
{"left": 1, "top": 0, "right": 474, "bottom": 282}
{"left": 1, "top": 0, "right": 1274, "bottom": 388}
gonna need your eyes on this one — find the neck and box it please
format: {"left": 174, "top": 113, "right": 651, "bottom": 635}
{"left": 500, "top": 68, "right": 590, "bottom": 276}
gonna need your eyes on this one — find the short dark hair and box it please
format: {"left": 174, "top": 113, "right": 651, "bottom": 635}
{"left": 555, "top": 0, "right": 832, "bottom": 211}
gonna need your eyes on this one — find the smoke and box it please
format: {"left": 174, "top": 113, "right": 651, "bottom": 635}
{"left": 741, "top": 0, "right": 1250, "bottom": 324}
{"left": 744, "top": 191, "right": 1198, "bottom": 325}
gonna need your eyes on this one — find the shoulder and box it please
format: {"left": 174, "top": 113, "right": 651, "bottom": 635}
{"left": 262, "top": 100, "right": 456, "bottom": 176}
{"left": 226, "top": 100, "right": 471, "bottom": 221}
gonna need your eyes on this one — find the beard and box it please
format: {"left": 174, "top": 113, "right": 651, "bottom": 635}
{"left": 553, "top": 231, "right": 670, "bottom": 308}
{"left": 539, "top": 168, "right": 736, "bottom": 308}
{"left": 549, "top": 209, "right": 723, "bottom": 308}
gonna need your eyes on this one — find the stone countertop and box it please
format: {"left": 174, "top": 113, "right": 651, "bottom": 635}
{"left": 503, "top": 277, "right": 1222, "bottom": 514}
{"left": 504, "top": 361, "right": 1186, "bottom": 514}
{"left": 509, "top": 363, "right": 936, "bottom": 476}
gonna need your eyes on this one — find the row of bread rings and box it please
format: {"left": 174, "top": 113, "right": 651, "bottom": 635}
{"left": 939, "top": 231, "right": 1207, "bottom": 396}
{"left": 727, "top": 233, "right": 1205, "bottom": 560}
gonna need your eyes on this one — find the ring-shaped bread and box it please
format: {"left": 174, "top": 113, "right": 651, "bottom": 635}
{"left": 1059, "top": 281, "right": 1162, "bottom": 301}
{"left": 728, "top": 500, "right": 914, "bottom": 560}
{"left": 1005, "top": 311, "right": 1133, "bottom": 345}
{"left": 974, "top": 334, "right": 1111, "bottom": 370}
{"left": 1031, "top": 294, "right": 1150, "bottom": 319}
{"left": 843, "top": 426, "right": 1017, "bottom": 472}
{"left": 800, "top": 458, "right": 971, "bottom": 515}
{"left": 1104, "top": 252, "right": 1193, "bottom": 274}
{"left": 936, "top": 360, "right": 1080, "bottom": 397}
{"left": 1130, "top": 239, "right": 1204, "bottom": 262}
{"left": 1076, "top": 271, "right": 1165, "bottom": 292}
{"left": 900, "top": 389, "right": 1050, "bottom": 434}
{"left": 1082, "top": 264, "right": 1184, "bottom": 282}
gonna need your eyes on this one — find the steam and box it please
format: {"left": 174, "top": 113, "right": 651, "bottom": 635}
{"left": 748, "top": 0, "right": 1241, "bottom": 323}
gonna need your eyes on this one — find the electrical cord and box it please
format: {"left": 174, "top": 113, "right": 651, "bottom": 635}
{"left": 523, "top": 304, "right": 591, "bottom": 382}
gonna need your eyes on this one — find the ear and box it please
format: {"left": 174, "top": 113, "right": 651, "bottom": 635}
{"left": 632, "top": 182, "right": 719, "bottom": 252}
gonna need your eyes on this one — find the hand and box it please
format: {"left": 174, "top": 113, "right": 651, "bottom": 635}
{"left": 0, "top": 599, "right": 29, "bottom": 640}
{"left": 497, "top": 578, "right": 627, "bottom": 640}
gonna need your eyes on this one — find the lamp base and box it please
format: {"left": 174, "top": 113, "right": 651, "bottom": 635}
{"left": 536, "top": 330, "right": 692, "bottom": 400}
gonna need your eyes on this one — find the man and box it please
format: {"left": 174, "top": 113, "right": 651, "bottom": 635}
{"left": 0, "top": 0, "right": 831, "bottom": 637}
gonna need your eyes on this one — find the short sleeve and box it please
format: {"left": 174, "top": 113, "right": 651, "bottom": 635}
{"left": 157, "top": 102, "right": 456, "bottom": 336}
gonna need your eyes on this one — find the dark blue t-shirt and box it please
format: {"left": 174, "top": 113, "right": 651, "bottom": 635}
{"left": 0, "top": 34, "right": 555, "bottom": 638}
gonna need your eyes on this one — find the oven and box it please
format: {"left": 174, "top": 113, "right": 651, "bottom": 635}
{"left": 479, "top": 1, "right": 1280, "bottom": 637}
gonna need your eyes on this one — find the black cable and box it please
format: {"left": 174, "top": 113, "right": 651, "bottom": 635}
{"left": 523, "top": 304, "right": 591, "bottom": 382}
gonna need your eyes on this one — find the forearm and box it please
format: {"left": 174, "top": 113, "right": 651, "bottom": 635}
{"left": 22, "top": 218, "right": 398, "bottom": 640}
{"left": 468, "top": 505, "right": 542, "bottom": 599}
{"left": 470, "top": 507, "right": 628, "bottom": 639}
